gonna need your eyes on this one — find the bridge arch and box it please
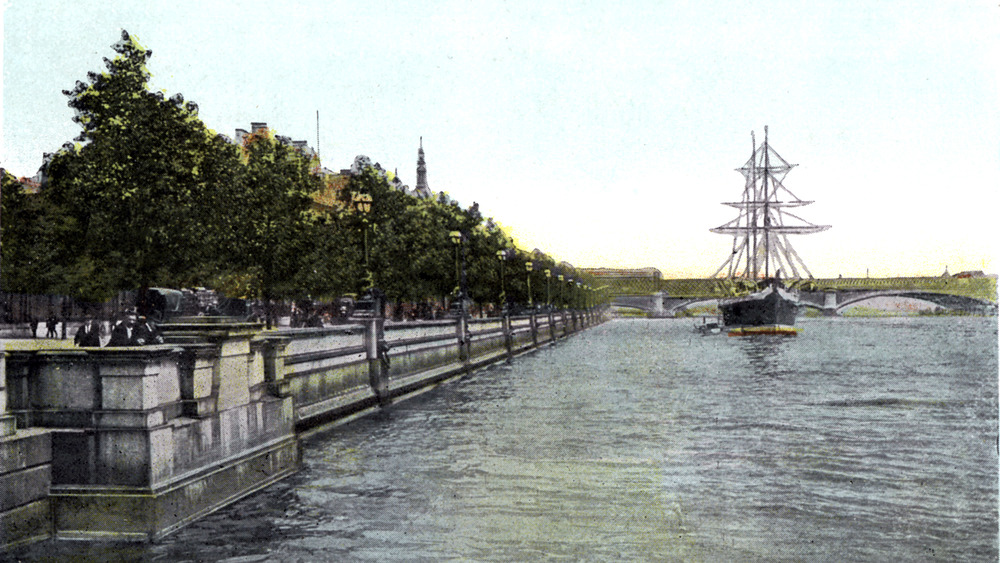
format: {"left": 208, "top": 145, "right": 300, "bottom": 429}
{"left": 834, "top": 291, "right": 996, "bottom": 314}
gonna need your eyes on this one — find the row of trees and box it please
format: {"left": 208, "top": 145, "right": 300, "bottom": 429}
{"left": 1, "top": 31, "right": 602, "bottom": 316}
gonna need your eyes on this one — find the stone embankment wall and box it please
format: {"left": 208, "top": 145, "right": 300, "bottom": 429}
{"left": 0, "top": 309, "right": 606, "bottom": 548}
{"left": 272, "top": 310, "right": 589, "bottom": 428}
{"left": 2, "top": 322, "right": 299, "bottom": 545}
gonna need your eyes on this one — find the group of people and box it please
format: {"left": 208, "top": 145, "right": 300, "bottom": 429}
{"left": 74, "top": 312, "right": 164, "bottom": 347}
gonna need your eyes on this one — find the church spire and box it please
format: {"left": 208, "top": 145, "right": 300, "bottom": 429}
{"left": 415, "top": 136, "right": 430, "bottom": 198}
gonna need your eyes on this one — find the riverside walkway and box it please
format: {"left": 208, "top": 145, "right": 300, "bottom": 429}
{"left": 0, "top": 308, "right": 607, "bottom": 548}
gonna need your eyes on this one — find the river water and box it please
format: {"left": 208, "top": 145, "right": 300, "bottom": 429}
{"left": 9, "top": 316, "right": 998, "bottom": 562}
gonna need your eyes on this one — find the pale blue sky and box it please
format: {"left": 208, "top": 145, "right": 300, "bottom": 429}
{"left": 3, "top": 1, "right": 997, "bottom": 277}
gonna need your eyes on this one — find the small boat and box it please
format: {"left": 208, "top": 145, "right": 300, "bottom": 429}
{"left": 695, "top": 316, "right": 722, "bottom": 335}
{"left": 709, "top": 127, "right": 830, "bottom": 336}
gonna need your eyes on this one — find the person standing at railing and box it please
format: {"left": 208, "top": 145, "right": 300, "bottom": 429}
{"left": 74, "top": 319, "right": 101, "bottom": 347}
{"left": 107, "top": 313, "right": 136, "bottom": 346}
{"left": 130, "top": 316, "right": 164, "bottom": 345}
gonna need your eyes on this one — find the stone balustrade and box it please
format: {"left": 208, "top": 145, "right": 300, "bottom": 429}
{"left": 3, "top": 320, "right": 299, "bottom": 543}
{"left": 0, "top": 308, "right": 607, "bottom": 548}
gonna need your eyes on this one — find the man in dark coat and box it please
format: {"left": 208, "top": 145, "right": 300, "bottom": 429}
{"left": 107, "top": 314, "right": 136, "bottom": 346}
{"left": 74, "top": 319, "right": 101, "bottom": 347}
{"left": 130, "top": 316, "right": 164, "bottom": 346}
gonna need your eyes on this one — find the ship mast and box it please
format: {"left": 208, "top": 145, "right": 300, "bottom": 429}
{"left": 748, "top": 131, "right": 757, "bottom": 279}
{"left": 763, "top": 125, "right": 771, "bottom": 278}
{"left": 711, "top": 127, "right": 830, "bottom": 281}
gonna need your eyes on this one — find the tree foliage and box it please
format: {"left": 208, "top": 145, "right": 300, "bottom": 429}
{"left": 4, "top": 31, "right": 602, "bottom": 313}
{"left": 223, "top": 128, "right": 322, "bottom": 300}
{"left": 1, "top": 171, "right": 75, "bottom": 295}
{"left": 44, "top": 31, "right": 238, "bottom": 299}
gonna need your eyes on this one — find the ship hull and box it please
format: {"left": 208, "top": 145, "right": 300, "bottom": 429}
{"left": 719, "top": 287, "right": 799, "bottom": 331}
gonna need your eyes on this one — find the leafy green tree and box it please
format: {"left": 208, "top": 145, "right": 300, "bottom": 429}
{"left": 226, "top": 128, "right": 323, "bottom": 313}
{"left": 0, "top": 171, "right": 74, "bottom": 296}
{"left": 44, "top": 31, "right": 240, "bottom": 301}
{"left": 294, "top": 212, "right": 360, "bottom": 300}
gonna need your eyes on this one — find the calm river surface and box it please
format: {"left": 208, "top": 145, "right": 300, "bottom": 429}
{"left": 10, "top": 316, "right": 999, "bottom": 562}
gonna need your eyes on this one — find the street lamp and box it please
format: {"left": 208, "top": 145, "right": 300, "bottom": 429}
{"left": 352, "top": 192, "right": 374, "bottom": 290}
{"left": 351, "top": 191, "right": 383, "bottom": 318}
{"left": 525, "top": 261, "right": 534, "bottom": 309}
{"left": 544, "top": 269, "right": 552, "bottom": 308}
{"left": 557, "top": 274, "right": 564, "bottom": 309}
{"left": 496, "top": 250, "right": 508, "bottom": 314}
{"left": 450, "top": 231, "right": 462, "bottom": 296}
{"left": 449, "top": 230, "right": 467, "bottom": 316}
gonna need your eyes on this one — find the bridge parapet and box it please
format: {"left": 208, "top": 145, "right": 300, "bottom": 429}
{"left": 810, "top": 277, "right": 997, "bottom": 302}
{"left": 615, "top": 280, "right": 996, "bottom": 316}
{"left": 606, "top": 275, "right": 996, "bottom": 303}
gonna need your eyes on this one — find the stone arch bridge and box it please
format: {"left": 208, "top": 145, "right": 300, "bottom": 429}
{"left": 609, "top": 277, "right": 998, "bottom": 317}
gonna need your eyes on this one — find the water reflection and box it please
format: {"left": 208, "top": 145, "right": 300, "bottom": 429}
{"left": 736, "top": 334, "right": 793, "bottom": 377}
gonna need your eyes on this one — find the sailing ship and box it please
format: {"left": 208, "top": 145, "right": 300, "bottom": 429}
{"left": 710, "top": 127, "right": 830, "bottom": 335}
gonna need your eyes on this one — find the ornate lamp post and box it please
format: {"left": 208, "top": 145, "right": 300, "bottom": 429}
{"left": 544, "top": 269, "right": 552, "bottom": 309}
{"left": 352, "top": 192, "right": 374, "bottom": 290}
{"left": 350, "top": 191, "right": 385, "bottom": 321}
{"left": 496, "top": 250, "right": 508, "bottom": 314}
{"left": 557, "top": 274, "right": 564, "bottom": 309}
{"left": 450, "top": 230, "right": 462, "bottom": 295}
{"left": 449, "top": 230, "right": 467, "bottom": 316}
{"left": 525, "top": 261, "right": 534, "bottom": 309}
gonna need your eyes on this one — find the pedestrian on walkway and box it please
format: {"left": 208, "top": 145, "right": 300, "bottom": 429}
{"left": 107, "top": 313, "right": 136, "bottom": 346}
{"left": 74, "top": 318, "right": 101, "bottom": 347}
{"left": 45, "top": 314, "right": 58, "bottom": 338}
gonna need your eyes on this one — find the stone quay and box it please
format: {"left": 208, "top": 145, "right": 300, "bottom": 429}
{"left": 0, "top": 308, "right": 606, "bottom": 548}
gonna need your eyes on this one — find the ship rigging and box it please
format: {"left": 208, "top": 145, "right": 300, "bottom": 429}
{"left": 711, "top": 126, "right": 830, "bottom": 281}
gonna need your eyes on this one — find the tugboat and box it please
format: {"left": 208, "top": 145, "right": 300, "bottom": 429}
{"left": 710, "top": 127, "right": 830, "bottom": 336}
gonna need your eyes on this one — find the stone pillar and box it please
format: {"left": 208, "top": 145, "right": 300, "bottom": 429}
{"left": 502, "top": 314, "right": 513, "bottom": 361}
{"left": 529, "top": 313, "right": 538, "bottom": 346}
{"left": 260, "top": 336, "right": 292, "bottom": 398}
{"left": 455, "top": 316, "right": 470, "bottom": 363}
{"left": 653, "top": 292, "right": 665, "bottom": 316}
{"left": 178, "top": 345, "right": 221, "bottom": 418}
{"left": 365, "top": 318, "right": 388, "bottom": 403}
{"left": 0, "top": 347, "right": 12, "bottom": 438}
{"left": 0, "top": 343, "right": 53, "bottom": 548}
{"left": 824, "top": 291, "right": 839, "bottom": 316}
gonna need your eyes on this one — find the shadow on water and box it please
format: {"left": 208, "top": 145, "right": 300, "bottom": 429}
{"left": 735, "top": 335, "right": 794, "bottom": 377}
